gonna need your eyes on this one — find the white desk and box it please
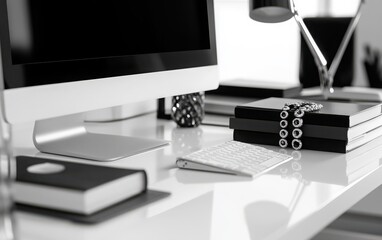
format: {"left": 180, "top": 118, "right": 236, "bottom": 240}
{"left": 11, "top": 113, "right": 382, "bottom": 240}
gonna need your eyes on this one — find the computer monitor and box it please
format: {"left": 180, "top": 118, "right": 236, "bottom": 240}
{"left": 0, "top": 0, "right": 219, "bottom": 161}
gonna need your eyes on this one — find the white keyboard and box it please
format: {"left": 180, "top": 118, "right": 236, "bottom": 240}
{"left": 176, "top": 141, "right": 292, "bottom": 177}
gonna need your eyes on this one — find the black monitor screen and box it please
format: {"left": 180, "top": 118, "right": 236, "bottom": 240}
{"left": 0, "top": 0, "right": 217, "bottom": 89}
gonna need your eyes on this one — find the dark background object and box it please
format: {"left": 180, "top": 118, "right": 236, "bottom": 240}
{"left": 299, "top": 17, "right": 355, "bottom": 88}
{"left": 364, "top": 45, "right": 382, "bottom": 88}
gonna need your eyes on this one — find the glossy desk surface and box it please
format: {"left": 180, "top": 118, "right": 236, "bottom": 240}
{"left": 12, "top": 113, "right": 382, "bottom": 240}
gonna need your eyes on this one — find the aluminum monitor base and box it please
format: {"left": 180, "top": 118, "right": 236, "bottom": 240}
{"left": 33, "top": 113, "right": 169, "bottom": 161}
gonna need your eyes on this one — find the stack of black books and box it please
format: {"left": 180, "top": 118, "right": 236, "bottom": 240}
{"left": 230, "top": 98, "right": 382, "bottom": 153}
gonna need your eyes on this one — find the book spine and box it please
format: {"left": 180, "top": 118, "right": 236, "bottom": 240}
{"left": 234, "top": 107, "right": 350, "bottom": 127}
{"left": 284, "top": 86, "right": 303, "bottom": 98}
{"left": 229, "top": 118, "right": 349, "bottom": 140}
{"left": 233, "top": 130, "right": 347, "bottom": 153}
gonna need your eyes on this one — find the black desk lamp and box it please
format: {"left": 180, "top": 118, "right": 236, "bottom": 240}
{"left": 249, "top": 0, "right": 365, "bottom": 99}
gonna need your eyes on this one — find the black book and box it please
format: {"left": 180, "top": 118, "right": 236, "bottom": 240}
{"left": 14, "top": 156, "right": 147, "bottom": 215}
{"left": 204, "top": 95, "right": 258, "bottom": 116}
{"left": 235, "top": 97, "right": 382, "bottom": 127}
{"left": 233, "top": 126, "right": 382, "bottom": 153}
{"left": 230, "top": 115, "right": 382, "bottom": 141}
{"left": 206, "top": 80, "right": 302, "bottom": 98}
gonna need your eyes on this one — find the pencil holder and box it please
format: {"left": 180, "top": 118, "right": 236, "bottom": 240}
{"left": 171, "top": 92, "right": 205, "bottom": 128}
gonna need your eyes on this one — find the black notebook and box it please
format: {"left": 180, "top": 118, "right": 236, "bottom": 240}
{"left": 14, "top": 156, "right": 147, "bottom": 215}
{"left": 234, "top": 125, "right": 382, "bottom": 153}
{"left": 230, "top": 115, "right": 382, "bottom": 141}
{"left": 234, "top": 130, "right": 347, "bottom": 153}
{"left": 235, "top": 97, "right": 382, "bottom": 127}
{"left": 207, "top": 80, "right": 302, "bottom": 98}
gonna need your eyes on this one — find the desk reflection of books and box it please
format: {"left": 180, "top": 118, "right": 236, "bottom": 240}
{"left": 278, "top": 135, "right": 382, "bottom": 186}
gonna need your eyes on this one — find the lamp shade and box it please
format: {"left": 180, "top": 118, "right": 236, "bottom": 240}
{"left": 249, "top": 0, "right": 294, "bottom": 23}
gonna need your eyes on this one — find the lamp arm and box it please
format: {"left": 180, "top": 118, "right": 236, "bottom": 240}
{"left": 328, "top": 0, "right": 365, "bottom": 78}
{"left": 291, "top": 2, "right": 328, "bottom": 73}
{"left": 291, "top": 0, "right": 334, "bottom": 96}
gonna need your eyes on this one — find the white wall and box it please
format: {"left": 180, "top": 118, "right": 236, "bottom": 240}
{"left": 214, "top": 0, "right": 300, "bottom": 83}
{"left": 214, "top": 0, "right": 370, "bottom": 85}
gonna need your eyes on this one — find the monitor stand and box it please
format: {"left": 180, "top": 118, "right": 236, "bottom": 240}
{"left": 33, "top": 113, "right": 169, "bottom": 161}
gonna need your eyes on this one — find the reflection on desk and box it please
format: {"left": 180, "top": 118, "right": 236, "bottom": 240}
{"left": 18, "top": 192, "right": 215, "bottom": 240}
{"left": 275, "top": 136, "right": 382, "bottom": 186}
{"left": 11, "top": 113, "right": 382, "bottom": 240}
